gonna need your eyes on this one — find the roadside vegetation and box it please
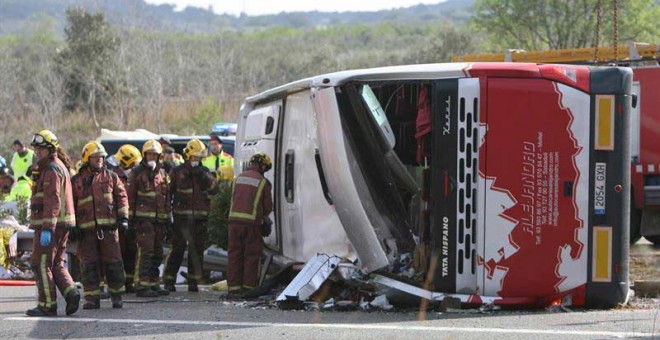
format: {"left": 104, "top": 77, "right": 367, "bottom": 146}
{"left": 0, "top": 0, "right": 657, "bottom": 158}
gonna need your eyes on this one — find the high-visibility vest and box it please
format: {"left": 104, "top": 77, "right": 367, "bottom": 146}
{"left": 202, "top": 151, "right": 234, "bottom": 181}
{"left": 11, "top": 149, "right": 34, "bottom": 178}
{"left": 4, "top": 177, "right": 32, "bottom": 202}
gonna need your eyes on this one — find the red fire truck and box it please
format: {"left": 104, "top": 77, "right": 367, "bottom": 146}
{"left": 453, "top": 43, "right": 660, "bottom": 245}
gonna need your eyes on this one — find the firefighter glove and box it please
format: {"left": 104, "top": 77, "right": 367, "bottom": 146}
{"left": 261, "top": 216, "right": 273, "bottom": 237}
{"left": 40, "top": 230, "right": 52, "bottom": 247}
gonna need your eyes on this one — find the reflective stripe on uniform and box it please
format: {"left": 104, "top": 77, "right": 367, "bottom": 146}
{"left": 117, "top": 206, "right": 129, "bottom": 216}
{"left": 108, "top": 286, "right": 125, "bottom": 294}
{"left": 135, "top": 211, "right": 156, "bottom": 218}
{"left": 138, "top": 191, "right": 156, "bottom": 197}
{"left": 34, "top": 192, "right": 44, "bottom": 199}
{"left": 78, "top": 196, "right": 93, "bottom": 205}
{"left": 235, "top": 176, "right": 261, "bottom": 188}
{"left": 41, "top": 254, "right": 52, "bottom": 307}
{"left": 228, "top": 178, "right": 265, "bottom": 222}
{"left": 84, "top": 289, "right": 101, "bottom": 297}
{"left": 63, "top": 285, "right": 76, "bottom": 297}
{"left": 79, "top": 218, "right": 115, "bottom": 229}
{"left": 228, "top": 285, "right": 243, "bottom": 292}
{"left": 103, "top": 193, "right": 113, "bottom": 201}
{"left": 177, "top": 188, "right": 193, "bottom": 194}
{"left": 174, "top": 210, "right": 209, "bottom": 217}
{"left": 134, "top": 247, "right": 142, "bottom": 285}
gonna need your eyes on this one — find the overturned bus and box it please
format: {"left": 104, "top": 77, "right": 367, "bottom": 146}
{"left": 234, "top": 63, "right": 633, "bottom": 308}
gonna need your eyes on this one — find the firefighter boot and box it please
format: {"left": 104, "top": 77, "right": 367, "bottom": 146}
{"left": 83, "top": 297, "right": 100, "bottom": 310}
{"left": 188, "top": 282, "right": 199, "bottom": 292}
{"left": 164, "top": 282, "right": 176, "bottom": 292}
{"left": 99, "top": 285, "right": 110, "bottom": 300}
{"left": 135, "top": 287, "right": 159, "bottom": 298}
{"left": 152, "top": 284, "right": 170, "bottom": 296}
{"left": 65, "top": 289, "right": 81, "bottom": 315}
{"left": 125, "top": 281, "right": 135, "bottom": 293}
{"left": 110, "top": 294, "right": 123, "bottom": 309}
{"left": 25, "top": 305, "right": 57, "bottom": 317}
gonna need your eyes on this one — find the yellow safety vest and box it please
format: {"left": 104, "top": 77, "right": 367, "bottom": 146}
{"left": 11, "top": 149, "right": 34, "bottom": 178}
{"left": 202, "top": 151, "right": 234, "bottom": 180}
{"left": 4, "top": 178, "right": 32, "bottom": 202}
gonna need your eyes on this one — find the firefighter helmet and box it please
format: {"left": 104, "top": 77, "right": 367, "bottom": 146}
{"left": 249, "top": 152, "right": 272, "bottom": 172}
{"left": 31, "top": 130, "right": 59, "bottom": 149}
{"left": 115, "top": 144, "right": 142, "bottom": 169}
{"left": 81, "top": 141, "right": 108, "bottom": 163}
{"left": 142, "top": 139, "right": 163, "bottom": 156}
{"left": 183, "top": 139, "right": 207, "bottom": 159}
{"left": 219, "top": 164, "right": 234, "bottom": 181}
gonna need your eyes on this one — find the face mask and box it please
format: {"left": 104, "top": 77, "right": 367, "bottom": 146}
{"left": 147, "top": 161, "right": 157, "bottom": 170}
{"left": 190, "top": 161, "right": 200, "bottom": 167}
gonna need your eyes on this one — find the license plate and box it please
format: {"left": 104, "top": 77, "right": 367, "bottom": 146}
{"left": 594, "top": 163, "right": 606, "bottom": 215}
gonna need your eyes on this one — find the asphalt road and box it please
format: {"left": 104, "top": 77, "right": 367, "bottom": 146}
{"left": 1, "top": 284, "right": 659, "bottom": 339}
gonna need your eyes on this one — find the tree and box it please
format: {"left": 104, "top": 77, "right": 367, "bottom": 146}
{"left": 57, "top": 7, "right": 122, "bottom": 128}
{"left": 472, "top": 0, "right": 660, "bottom": 51}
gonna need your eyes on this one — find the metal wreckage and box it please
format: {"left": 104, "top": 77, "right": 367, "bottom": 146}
{"left": 234, "top": 62, "right": 633, "bottom": 310}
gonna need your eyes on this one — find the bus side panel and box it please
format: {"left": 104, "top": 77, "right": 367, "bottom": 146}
{"left": 480, "top": 78, "right": 590, "bottom": 299}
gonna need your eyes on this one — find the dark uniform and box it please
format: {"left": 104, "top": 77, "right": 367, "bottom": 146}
{"left": 114, "top": 166, "right": 138, "bottom": 292}
{"left": 72, "top": 165, "right": 128, "bottom": 308}
{"left": 163, "top": 163, "right": 218, "bottom": 291}
{"left": 227, "top": 165, "right": 272, "bottom": 292}
{"left": 128, "top": 161, "right": 171, "bottom": 296}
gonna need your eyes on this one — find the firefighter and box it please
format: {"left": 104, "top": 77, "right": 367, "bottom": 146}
{"left": 26, "top": 129, "right": 80, "bottom": 317}
{"left": 128, "top": 140, "right": 171, "bottom": 297}
{"left": 163, "top": 139, "right": 219, "bottom": 292}
{"left": 227, "top": 152, "right": 273, "bottom": 296}
{"left": 161, "top": 147, "right": 181, "bottom": 173}
{"left": 202, "top": 134, "right": 234, "bottom": 181}
{"left": 71, "top": 142, "right": 129, "bottom": 309}
{"left": 113, "top": 144, "right": 142, "bottom": 293}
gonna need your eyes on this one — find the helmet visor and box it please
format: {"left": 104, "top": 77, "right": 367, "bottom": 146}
{"left": 31, "top": 134, "right": 46, "bottom": 145}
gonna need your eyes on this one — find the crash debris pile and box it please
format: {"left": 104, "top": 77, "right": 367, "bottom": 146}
{"left": 0, "top": 214, "right": 32, "bottom": 280}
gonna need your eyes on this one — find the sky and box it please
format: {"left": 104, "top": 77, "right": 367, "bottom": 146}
{"left": 143, "top": 0, "right": 447, "bottom": 16}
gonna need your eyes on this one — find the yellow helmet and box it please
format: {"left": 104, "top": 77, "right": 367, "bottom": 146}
{"left": 31, "top": 130, "right": 59, "bottom": 149}
{"left": 115, "top": 144, "right": 142, "bottom": 169}
{"left": 142, "top": 139, "right": 163, "bottom": 156}
{"left": 219, "top": 164, "right": 234, "bottom": 181}
{"left": 81, "top": 141, "right": 108, "bottom": 163}
{"left": 249, "top": 152, "right": 272, "bottom": 172}
{"left": 75, "top": 160, "right": 84, "bottom": 172}
{"left": 183, "top": 139, "right": 207, "bottom": 159}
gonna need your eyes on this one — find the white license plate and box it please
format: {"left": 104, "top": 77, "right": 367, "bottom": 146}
{"left": 594, "top": 163, "right": 606, "bottom": 215}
